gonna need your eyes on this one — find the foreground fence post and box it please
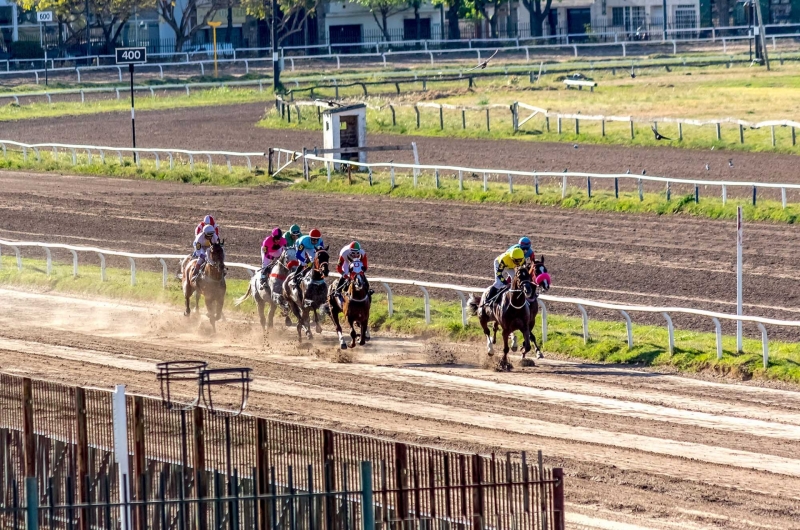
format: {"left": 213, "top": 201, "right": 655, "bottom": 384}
{"left": 361, "top": 462, "right": 375, "bottom": 530}
{"left": 552, "top": 468, "right": 565, "bottom": 530}
{"left": 26, "top": 477, "right": 38, "bottom": 530}
{"left": 76, "top": 387, "right": 90, "bottom": 530}
{"left": 112, "top": 385, "right": 132, "bottom": 530}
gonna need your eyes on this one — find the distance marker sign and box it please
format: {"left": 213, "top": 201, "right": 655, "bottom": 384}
{"left": 115, "top": 47, "right": 147, "bottom": 65}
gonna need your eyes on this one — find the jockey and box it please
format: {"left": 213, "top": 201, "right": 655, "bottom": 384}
{"left": 284, "top": 224, "right": 303, "bottom": 248}
{"left": 195, "top": 215, "right": 220, "bottom": 238}
{"left": 485, "top": 246, "right": 526, "bottom": 302}
{"left": 507, "top": 237, "right": 535, "bottom": 265}
{"left": 289, "top": 232, "right": 320, "bottom": 288}
{"left": 335, "top": 241, "right": 368, "bottom": 292}
{"left": 259, "top": 227, "right": 286, "bottom": 287}
{"left": 191, "top": 224, "right": 218, "bottom": 283}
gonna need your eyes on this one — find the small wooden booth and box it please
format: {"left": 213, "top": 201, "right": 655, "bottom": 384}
{"left": 322, "top": 103, "right": 367, "bottom": 168}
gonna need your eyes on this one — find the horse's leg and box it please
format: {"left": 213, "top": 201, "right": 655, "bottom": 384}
{"left": 330, "top": 305, "right": 346, "bottom": 349}
{"left": 267, "top": 301, "right": 277, "bottom": 329}
{"left": 501, "top": 330, "right": 512, "bottom": 370}
{"left": 194, "top": 290, "right": 200, "bottom": 312}
{"left": 480, "top": 318, "right": 494, "bottom": 355}
{"left": 314, "top": 309, "right": 323, "bottom": 334}
{"left": 303, "top": 308, "right": 313, "bottom": 339}
{"left": 183, "top": 284, "right": 192, "bottom": 316}
{"left": 492, "top": 322, "right": 498, "bottom": 345}
{"left": 205, "top": 296, "right": 216, "bottom": 333}
{"left": 358, "top": 315, "right": 367, "bottom": 346}
{"left": 510, "top": 332, "right": 519, "bottom": 352}
{"left": 286, "top": 297, "right": 303, "bottom": 341}
{"left": 348, "top": 316, "right": 357, "bottom": 348}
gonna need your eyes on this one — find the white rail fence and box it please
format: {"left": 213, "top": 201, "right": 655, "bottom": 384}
{"left": 0, "top": 140, "right": 262, "bottom": 172}
{"left": 0, "top": 239, "right": 797, "bottom": 368}
{"left": 272, "top": 148, "right": 800, "bottom": 208}
{"left": 0, "top": 27, "right": 800, "bottom": 79}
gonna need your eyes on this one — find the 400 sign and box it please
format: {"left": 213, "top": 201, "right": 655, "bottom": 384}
{"left": 115, "top": 47, "right": 147, "bottom": 65}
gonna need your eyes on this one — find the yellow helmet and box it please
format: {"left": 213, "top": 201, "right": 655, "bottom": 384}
{"left": 510, "top": 247, "right": 525, "bottom": 264}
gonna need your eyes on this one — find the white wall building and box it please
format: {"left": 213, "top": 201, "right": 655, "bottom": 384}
{"left": 322, "top": 0, "right": 442, "bottom": 44}
{"left": 0, "top": 0, "right": 20, "bottom": 49}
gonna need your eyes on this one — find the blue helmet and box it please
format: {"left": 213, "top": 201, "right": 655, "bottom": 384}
{"left": 518, "top": 237, "right": 532, "bottom": 249}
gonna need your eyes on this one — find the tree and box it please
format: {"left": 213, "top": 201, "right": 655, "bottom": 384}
{"left": 475, "top": 0, "right": 506, "bottom": 37}
{"left": 15, "top": 0, "right": 148, "bottom": 51}
{"left": 519, "top": 0, "right": 555, "bottom": 37}
{"left": 353, "top": 0, "right": 408, "bottom": 41}
{"left": 156, "top": 0, "right": 228, "bottom": 52}
{"left": 239, "top": 0, "right": 317, "bottom": 46}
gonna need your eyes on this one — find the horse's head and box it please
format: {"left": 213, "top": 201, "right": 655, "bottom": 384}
{"left": 531, "top": 256, "right": 551, "bottom": 292}
{"left": 314, "top": 249, "right": 330, "bottom": 278}
{"left": 206, "top": 241, "right": 226, "bottom": 279}
{"left": 514, "top": 265, "right": 535, "bottom": 300}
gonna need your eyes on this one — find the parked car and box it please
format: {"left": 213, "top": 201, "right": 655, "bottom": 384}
{"left": 182, "top": 42, "right": 235, "bottom": 59}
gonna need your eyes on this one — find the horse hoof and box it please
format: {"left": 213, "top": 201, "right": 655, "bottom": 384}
{"left": 285, "top": 318, "right": 293, "bottom": 327}
{"left": 511, "top": 345, "right": 519, "bottom": 353}
{"left": 519, "top": 357, "right": 536, "bottom": 367}
{"left": 536, "top": 351, "right": 544, "bottom": 359}
{"left": 315, "top": 326, "right": 323, "bottom": 334}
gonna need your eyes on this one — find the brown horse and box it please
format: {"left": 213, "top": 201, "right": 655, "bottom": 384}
{"left": 467, "top": 265, "right": 535, "bottom": 371}
{"left": 505, "top": 257, "right": 551, "bottom": 360}
{"left": 327, "top": 266, "right": 371, "bottom": 349}
{"left": 182, "top": 240, "right": 226, "bottom": 332}
{"left": 283, "top": 249, "right": 330, "bottom": 341}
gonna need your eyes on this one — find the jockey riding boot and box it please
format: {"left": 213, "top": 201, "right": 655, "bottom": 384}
{"left": 191, "top": 257, "right": 206, "bottom": 284}
{"left": 484, "top": 285, "right": 499, "bottom": 304}
{"left": 259, "top": 267, "right": 268, "bottom": 288}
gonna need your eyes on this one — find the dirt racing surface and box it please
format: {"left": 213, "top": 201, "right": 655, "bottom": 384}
{"left": 0, "top": 287, "right": 798, "bottom": 530}
{"left": 3, "top": 102, "right": 800, "bottom": 185}
{"left": 1, "top": 170, "right": 800, "bottom": 340}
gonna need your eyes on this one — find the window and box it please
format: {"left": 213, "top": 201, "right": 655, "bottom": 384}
{"left": 674, "top": 5, "right": 697, "bottom": 28}
{"left": 612, "top": 6, "right": 646, "bottom": 31}
{"left": 403, "top": 18, "right": 431, "bottom": 40}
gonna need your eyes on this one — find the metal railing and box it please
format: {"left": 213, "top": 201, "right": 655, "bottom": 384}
{"left": 0, "top": 238, "right": 797, "bottom": 368}
{"left": 273, "top": 147, "right": 800, "bottom": 209}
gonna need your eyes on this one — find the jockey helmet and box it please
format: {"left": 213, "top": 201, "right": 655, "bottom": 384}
{"left": 290, "top": 224, "right": 302, "bottom": 236}
{"left": 204, "top": 215, "right": 215, "bottom": 225}
{"left": 510, "top": 247, "right": 525, "bottom": 265}
{"left": 518, "top": 237, "right": 531, "bottom": 249}
{"left": 349, "top": 241, "right": 361, "bottom": 251}
{"left": 271, "top": 227, "right": 282, "bottom": 238}
{"left": 203, "top": 225, "right": 216, "bottom": 237}
{"left": 309, "top": 228, "right": 322, "bottom": 239}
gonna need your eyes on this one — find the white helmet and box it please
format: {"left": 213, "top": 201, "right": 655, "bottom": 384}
{"left": 203, "top": 225, "right": 216, "bottom": 237}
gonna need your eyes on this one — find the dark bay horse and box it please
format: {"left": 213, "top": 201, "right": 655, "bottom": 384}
{"left": 182, "top": 241, "right": 226, "bottom": 332}
{"left": 327, "top": 266, "right": 371, "bottom": 349}
{"left": 467, "top": 265, "right": 535, "bottom": 371}
{"left": 507, "top": 257, "right": 551, "bottom": 359}
{"left": 234, "top": 249, "right": 294, "bottom": 329}
{"left": 283, "top": 249, "right": 330, "bottom": 341}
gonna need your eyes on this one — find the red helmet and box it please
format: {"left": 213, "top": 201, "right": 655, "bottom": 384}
{"left": 309, "top": 228, "right": 322, "bottom": 238}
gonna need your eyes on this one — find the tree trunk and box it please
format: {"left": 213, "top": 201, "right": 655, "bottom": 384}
{"left": 226, "top": 5, "right": 233, "bottom": 43}
{"left": 447, "top": 3, "right": 460, "bottom": 40}
{"left": 381, "top": 11, "right": 391, "bottom": 40}
{"left": 414, "top": 5, "right": 421, "bottom": 40}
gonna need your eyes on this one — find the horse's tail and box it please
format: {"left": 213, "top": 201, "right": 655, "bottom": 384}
{"left": 467, "top": 294, "right": 481, "bottom": 316}
{"left": 234, "top": 279, "right": 253, "bottom": 307}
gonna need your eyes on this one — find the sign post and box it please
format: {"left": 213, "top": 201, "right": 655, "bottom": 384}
{"left": 737, "top": 206, "right": 743, "bottom": 352}
{"left": 37, "top": 11, "right": 53, "bottom": 86}
{"left": 208, "top": 21, "right": 222, "bottom": 78}
{"left": 115, "top": 47, "right": 147, "bottom": 162}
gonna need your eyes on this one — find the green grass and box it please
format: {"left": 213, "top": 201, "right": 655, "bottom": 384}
{"left": 289, "top": 170, "right": 800, "bottom": 224}
{"left": 0, "top": 86, "right": 273, "bottom": 122}
{"left": 259, "top": 62, "right": 800, "bottom": 154}
{"left": 2, "top": 254, "right": 798, "bottom": 385}
{"left": 0, "top": 148, "right": 280, "bottom": 187}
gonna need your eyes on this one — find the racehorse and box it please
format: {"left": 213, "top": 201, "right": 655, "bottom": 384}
{"left": 182, "top": 240, "right": 226, "bottom": 332}
{"left": 504, "top": 257, "right": 551, "bottom": 360}
{"left": 234, "top": 249, "right": 294, "bottom": 329}
{"left": 327, "top": 262, "right": 371, "bottom": 349}
{"left": 283, "top": 249, "right": 330, "bottom": 341}
{"left": 467, "top": 265, "right": 535, "bottom": 371}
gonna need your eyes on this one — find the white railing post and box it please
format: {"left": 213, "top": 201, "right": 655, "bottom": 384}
{"left": 619, "top": 310, "right": 633, "bottom": 349}
{"left": 43, "top": 246, "right": 52, "bottom": 276}
{"left": 112, "top": 385, "right": 132, "bottom": 530}
{"left": 712, "top": 317, "right": 722, "bottom": 360}
{"left": 757, "top": 323, "right": 768, "bottom": 368}
{"left": 538, "top": 300, "right": 547, "bottom": 343}
{"left": 129, "top": 257, "right": 136, "bottom": 286}
{"left": 12, "top": 246, "right": 21, "bottom": 271}
{"left": 419, "top": 285, "right": 431, "bottom": 324}
{"left": 663, "top": 312, "right": 675, "bottom": 355}
{"left": 577, "top": 304, "right": 589, "bottom": 344}
{"left": 159, "top": 258, "right": 168, "bottom": 289}
{"left": 455, "top": 291, "right": 468, "bottom": 327}
{"left": 483, "top": 172, "right": 488, "bottom": 192}
{"left": 69, "top": 249, "right": 78, "bottom": 278}
{"left": 98, "top": 252, "right": 106, "bottom": 281}
{"left": 381, "top": 282, "right": 394, "bottom": 317}
{"left": 458, "top": 170, "right": 463, "bottom": 191}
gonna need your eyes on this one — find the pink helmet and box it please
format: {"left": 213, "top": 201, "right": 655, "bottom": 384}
{"left": 271, "top": 227, "right": 282, "bottom": 238}
{"left": 204, "top": 215, "right": 215, "bottom": 225}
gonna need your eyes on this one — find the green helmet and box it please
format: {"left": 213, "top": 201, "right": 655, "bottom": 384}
{"left": 350, "top": 241, "right": 361, "bottom": 251}
{"left": 290, "top": 224, "right": 302, "bottom": 236}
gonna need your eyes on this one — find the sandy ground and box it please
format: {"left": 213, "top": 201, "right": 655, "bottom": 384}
{"left": 0, "top": 287, "right": 799, "bottom": 530}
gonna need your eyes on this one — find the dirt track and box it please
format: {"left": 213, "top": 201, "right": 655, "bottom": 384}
{"left": 1, "top": 169, "right": 800, "bottom": 340}
{"left": 0, "top": 287, "right": 798, "bottom": 530}
{"left": 4, "top": 102, "right": 800, "bottom": 184}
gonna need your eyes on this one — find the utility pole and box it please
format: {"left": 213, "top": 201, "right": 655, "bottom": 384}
{"left": 271, "top": 0, "right": 281, "bottom": 91}
{"left": 662, "top": 0, "right": 668, "bottom": 40}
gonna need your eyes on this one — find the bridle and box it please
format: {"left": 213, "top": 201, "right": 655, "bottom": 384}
{"left": 505, "top": 267, "right": 532, "bottom": 310}
{"left": 345, "top": 273, "right": 369, "bottom": 303}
